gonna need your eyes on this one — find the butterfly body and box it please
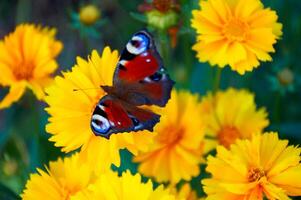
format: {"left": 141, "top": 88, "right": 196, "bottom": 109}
{"left": 91, "top": 30, "right": 174, "bottom": 139}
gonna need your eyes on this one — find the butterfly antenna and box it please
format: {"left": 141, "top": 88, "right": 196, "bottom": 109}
{"left": 73, "top": 87, "right": 102, "bottom": 92}
{"left": 55, "top": 113, "right": 90, "bottom": 120}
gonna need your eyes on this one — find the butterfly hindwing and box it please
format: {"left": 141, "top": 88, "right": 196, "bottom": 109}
{"left": 111, "top": 30, "right": 174, "bottom": 107}
{"left": 91, "top": 96, "right": 160, "bottom": 138}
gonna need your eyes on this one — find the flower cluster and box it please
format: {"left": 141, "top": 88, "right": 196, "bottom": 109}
{"left": 0, "top": 0, "right": 299, "bottom": 199}
{"left": 22, "top": 153, "right": 175, "bottom": 200}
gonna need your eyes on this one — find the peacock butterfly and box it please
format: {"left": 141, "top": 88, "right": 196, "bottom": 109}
{"left": 91, "top": 30, "right": 175, "bottom": 139}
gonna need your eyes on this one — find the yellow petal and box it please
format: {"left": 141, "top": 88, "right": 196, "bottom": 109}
{"left": 227, "top": 42, "right": 247, "bottom": 65}
{"left": 269, "top": 165, "right": 301, "bottom": 196}
{"left": 0, "top": 62, "right": 15, "bottom": 85}
{"left": 0, "top": 81, "right": 26, "bottom": 109}
{"left": 263, "top": 182, "right": 291, "bottom": 200}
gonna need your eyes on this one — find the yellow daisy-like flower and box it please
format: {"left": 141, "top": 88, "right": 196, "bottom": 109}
{"left": 171, "top": 184, "right": 199, "bottom": 200}
{"left": 202, "top": 133, "right": 301, "bottom": 200}
{"left": 72, "top": 170, "right": 176, "bottom": 200}
{"left": 200, "top": 88, "right": 269, "bottom": 148}
{"left": 0, "top": 24, "right": 63, "bottom": 109}
{"left": 191, "top": 0, "right": 282, "bottom": 74}
{"left": 134, "top": 90, "right": 210, "bottom": 184}
{"left": 45, "top": 47, "right": 153, "bottom": 173}
{"left": 21, "top": 153, "right": 96, "bottom": 200}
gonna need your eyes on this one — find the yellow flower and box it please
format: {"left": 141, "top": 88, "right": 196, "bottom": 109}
{"left": 200, "top": 88, "right": 269, "bottom": 148}
{"left": 171, "top": 184, "right": 199, "bottom": 200}
{"left": 21, "top": 153, "right": 96, "bottom": 200}
{"left": 79, "top": 4, "right": 101, "bottom": 26}
{"left": 45, "top": 47, "right": 153, "bottom": 173}
{"left": 202, "top": 133, "right": 301, "bottom": 200}
{"left": 0, "top": 24, "right": 62, "bottom": 109}
{"left": 72, "top": 170, "right": 176, "bottom": 200}
{"left": 134, "top": 90, "right": 211, "bottom": 184}
{"left": 191, "top": 0, "right": 282, "bottom": 75}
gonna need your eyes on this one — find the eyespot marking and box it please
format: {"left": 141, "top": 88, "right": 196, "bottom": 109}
{"left": 126, "top": 33, "right": 149, "bottom": 55}
{"left": 91, "top": 114, "right": 111, "bottom": 135}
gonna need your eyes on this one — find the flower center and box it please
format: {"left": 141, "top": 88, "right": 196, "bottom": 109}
{"left": 248, "top": 168, "right": 265, "bottom": 182}
{"left": 223, "top": 18, "right": 249, "bottom": 42}
{"left": 14, "top": 61, "right": 35, "bottom": 80}
{"left": 158, "top": 125, "right": 183, "bottom": 146}
{"left": 217, "top": 126, "right": 240, "bottom": 148}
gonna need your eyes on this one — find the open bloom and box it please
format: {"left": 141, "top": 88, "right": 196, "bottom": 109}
{"left": 0, "top": 24, "right": 63, "bottom": 109}
{"left": 72, "top": 170, "right": 175, "bottom": 200}
{"left": 202, "top": 133, "right": 301, "bottom": 200}
{"left": 200, "top": 88, "right": 269, "bottom": 148}
{"left": 21, "top": 153, "right": 96, "bottom": 200}
{"left": 134, "top": 90, "right": 211, "bottom": 184}
{"left": 45, "top": 47, "right": 153, "bottom": 173}
{"left": 191, "top": 0, "right": 282, "bottom": 74}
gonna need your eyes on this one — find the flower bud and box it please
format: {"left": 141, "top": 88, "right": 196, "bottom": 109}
{"left": 79, "top": 5, "right": 101, "bottom": 26}
{"left": 277, "top": 68, "right": 294, "bottom": 86}
{"left": 146, "top": 10, "right": 178, "bottom": 30}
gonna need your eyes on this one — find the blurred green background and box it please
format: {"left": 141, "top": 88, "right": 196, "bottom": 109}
{"left": 0, "top": 0, "right": 300, "bottom": 199}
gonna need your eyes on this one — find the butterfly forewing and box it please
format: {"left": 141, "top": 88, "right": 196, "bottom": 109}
{"left": 113, "top": 30, "right": 175, "bottom": 107}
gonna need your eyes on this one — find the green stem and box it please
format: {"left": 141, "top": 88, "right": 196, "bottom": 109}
{"left": 159, "top": 31, "right": 171, "bottom": 69}
{"left": 273, "top": 91, "right": 281, "bottom": 126}
{"left": 213, "top": 67, "right": 222, "bottom": 93}
{"left": 82, "top": 35, "right": 91, "bottom": 54}
{"left": 183, "top": 34, "right": 193, "bottom": 88}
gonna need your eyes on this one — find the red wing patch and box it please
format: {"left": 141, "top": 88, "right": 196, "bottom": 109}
{"left": 103, "top": 99, "right": 133, "bottom": 129}
{"left": 118, "top": 50, "right": 159, "bottom": 82}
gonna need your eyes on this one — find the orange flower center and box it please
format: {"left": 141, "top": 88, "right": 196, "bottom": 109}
{"left": 158, "top": 125, "right": 183, "bottom": 146}
{"left": 14, "top": 61, "right": 35, "bottom": 80}
{"left": 223, "top": 18, "right": 249, "bottom": 42}
{"left": 217, "top": 126, "right": 240, "bottom": 148}
{"left": 248, "top": 168, "right": 265, "bottom": 182}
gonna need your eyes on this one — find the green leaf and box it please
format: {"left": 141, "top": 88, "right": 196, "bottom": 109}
{"left": 129, "top": 12, "right": 148, "bottom": 23}
{"left": 0, "top": 183, "right": 20, "bottom": 200}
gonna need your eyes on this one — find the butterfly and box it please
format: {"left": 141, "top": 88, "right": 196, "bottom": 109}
{"left": 91, "top": 30, "right": 175, "bottom": 139}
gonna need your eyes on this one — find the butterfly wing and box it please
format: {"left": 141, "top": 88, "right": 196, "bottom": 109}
{"left": 108, "top": 30, "right": 174, "bottom": 107}
{"left": 91, "top": 96, "right": 160, "bottom": 139}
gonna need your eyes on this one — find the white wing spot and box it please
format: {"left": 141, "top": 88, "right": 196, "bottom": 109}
{"left": 126, "top": 35, "right": 148, "bottom": 55}
{"left": 119, "top": 60, "right": 127, "bottom": 66}
{"left": 91, "top": 114, "right": 110, "bottom": 133}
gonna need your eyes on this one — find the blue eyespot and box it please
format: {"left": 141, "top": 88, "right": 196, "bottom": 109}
{"left": 91, "top": 114, "right": 111, "bottom": 136}
{"left": 126, "top": 33, "right": 149, "bottom": 55}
